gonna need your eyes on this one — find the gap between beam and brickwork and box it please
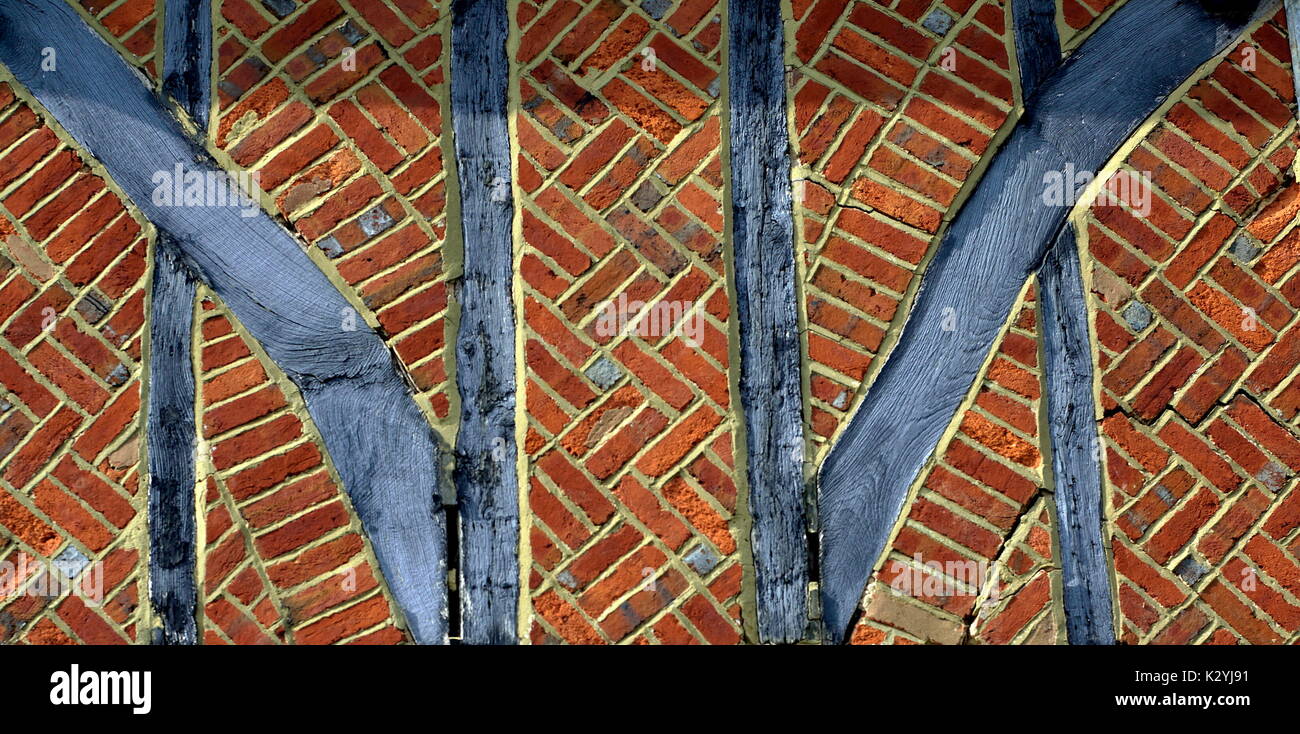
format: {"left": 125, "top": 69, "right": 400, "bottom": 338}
{"left": 448, "top": 0, "right": 520, "bottom": 645}
{"left": 728, "top": 0, "right": 810, "bottom": 643}
{"left": 0, "top": 0, "right": 452, "bottom": 644}
{"left": 816, "top": 0, "right": 1270, "bottom": 644}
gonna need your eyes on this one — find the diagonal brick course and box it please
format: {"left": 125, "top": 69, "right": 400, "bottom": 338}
{"left": 1086, "top": 9, "right": 1300, "bottom": 645}
{"left": 849, "top": 283, "right": 1064, "bottom": 644}
{"left": 0, "top": 79, "right": 148, "bottom": 644}
{"left": 3, "top": 0, "right": 1298, "bottom": 645}
{"left": 517, "top": 0, "right": 743, "bottom": 645}
{"left": 792, "top": 0, "right": 1017, "bottom": 459}
{"left": 195, "top": 290, "right": 408, "bottom": 644}
{"left": 214, "top": 0, "right": 455, "bottom": 426}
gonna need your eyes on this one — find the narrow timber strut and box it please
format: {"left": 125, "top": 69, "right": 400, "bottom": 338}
{"left": 1039, "top": 226, "right": 1116, "bottom": 644}
{"left": 144, "top": 0, "right": 212, "bottom": 645}
{"left": 449, "top": 0, "right": 519, "bottom": 645}
{"left": 1014, "top": 1, "right": 1115, "bottom": 643}
{"left": 161, "top": 0, "right": 212, "bottom": 132}
{"left": 0, "top": 0, "right": 450, "bottom": 644}
{"left": 1012, "top": 0, "right": 1060, "bottom": 100}
{"left": 817, "top": 0, "right": 1268, "bottom": 643}
{"left": 147, "top": 238, "right": 198, "bottom": 645}
{"left": 729, "top": 0, "right": 809, "bottom": 642}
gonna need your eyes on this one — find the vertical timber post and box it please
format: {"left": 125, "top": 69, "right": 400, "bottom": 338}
{"left": 729, "top": 0, "right": 810, "bottom": 643}
{"left": 1012, "top": 0, "right": 1060, "bottom": 100}
{"left": 1014, "top": 0, "right": 1115, "bottom": 644}
{"left": 449, "top": 0, "right": 520, "bottom": 644}
{"left": 1285, "top": 1, "right": 1300, "bottom": 125}
{"left": 147, "top": 237, "right": 198, "bottom": 645}
{"left": 162, "top": 0, "right": 212, "bottom": 132}
{"left": 0, "top": 0, "right": 454, "bottom": 644}
{"left": 816, "top": 0, "right": 1267, "bottom": 643}
{"left": 1039, "top": 227, "right": 1117, "bottom": 644}
{"left": 147, "top": 0, "right": 212, "bottom": 645}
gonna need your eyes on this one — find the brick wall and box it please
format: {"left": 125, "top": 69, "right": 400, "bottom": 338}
{"left": 0, "top": 78, "right": 149, "bottom": 644}
{"left": 75, "top": 0, "right": 161, "bottom": 78}
{"left": 517, "top": 0, "right": 745, "bottom": 645}
{"left": 1087, "top": 9, "right": 1300, "bottom": 644}
{"left": 196, "top": 290, "right": 407, "bottom": 644}
{"left": 216, "top": 0, "right": 455, "bottom": 426}
{"left": 850, "top": 283, "right": 1064, "bottom": 644}
{"left": 791, "top": 0, "right": 1016, "bottom": 460}
{"left": 789, "top": 0, "right": 1064, "bottom": 641}
{"left": 3, "top": 0, "right": 1300, "bottom": 645}
{"left": 1059, "top": 0, "right": 1123, "bottom": 50}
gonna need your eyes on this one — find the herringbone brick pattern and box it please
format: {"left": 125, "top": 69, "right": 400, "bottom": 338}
{"left": 0, "top": 79, "right": 148, "bottom": 644}
{"left": 790, "top": 0, "right": 1017, "bottom": 460}
{"left": 516, "top": 0, "right": 744, "bottom": 644}
{"left": 214, "top": 0, "right": 454, "bottom": 424}
{"left": 850, "top": 284, "right": 1063, "bottom": 644}
{"left": 7, "top": 0, "right": 1300, "bottom": 647}
{"left": 195, "top": 290, "right": 408, "bottom": 644}
{"left": 1087, "top": 10, "right": 1300, "bottom": 644}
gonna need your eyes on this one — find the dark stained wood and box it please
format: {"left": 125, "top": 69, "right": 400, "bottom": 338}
{"left": 1011, "top": 2, "right": 1114, "bottom": 643}
{"left": 0, "top": 0, "right": 450, "bottom": 644}
{"left": 144, "top": 0, "right": 211, "bottom": 645}
{"left": 1013, "top": 0, "right": 1060, "bottom": 100}
{"left": 147, "top": 238, "right": 198, "bottom": 645}
{"left": 161, "top": 0, "right": 212, "bottom": 131}
{"left": 729, "top": 0, "right": 809, "bottom": 643}
{"left": 816, "top": 0, "right": 1267, "bottom": 643}
{"left": 1015, "top": 0, "right": 1114, "bottom": 644}
{"left": 449, "top": 0, "right": 519, "bottom": 645}
{"left": 1039, "top": 225, "right": 1116, "bottom": 645}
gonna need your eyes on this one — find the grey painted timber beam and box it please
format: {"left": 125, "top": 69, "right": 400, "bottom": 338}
{"left": 147, "top": 238, "right": 198, "bottom": 645}
{"left": 817, "top": 0, "right": 1268, "bottom": 644}
{"left": 1039, "top": 225, "right": 1116, "bottom": 644}
{"left": 1014, "top": 0, "right": 1115, "bottom": 644}
{"left": 161, "top": 0, "right": 212, "bottom": 132}
{"left": 728, "top": 0, "right": 809, "bottom": 643}
{"left": 0, "top": 0, "right": 449, "bottom": 644}
{"left": 144, "top": 0, "right": 213, "bottom": 646}
{"left": 1012, "top": 0, "right": 1061, "bottom": 101}
{"left": 449, "top": 0, "right": 519, "bottom": 645}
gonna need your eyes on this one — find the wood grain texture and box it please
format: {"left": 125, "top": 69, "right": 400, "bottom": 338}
{"left": 0, "top": 0, "right": 449, "bottom": 644}
{"left": 449, "top": 0, "right": 519, "bottom": 645}
{"left": 729, "top": 0, "right": 809, "bottom": 643}
{"left": 147, "top": 238, "right": 199, "bottom": 645}
{"left": 1039, "top": 225, "right": 1116, "bottom": 644}
{"left": 144, "top": 0, "right": 210, "bottom": 645}
{"left": 1012, "top": 0, "right": 1060, "bottom": 100}
{"left": 1016, "top": 0, "right": 1112, "bottom": 644}
{"left": 816, "top": 0, "right": 1265, "bottom": 643}
{"left": 161, "top": 0, "right": 212, "bottom": 131}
